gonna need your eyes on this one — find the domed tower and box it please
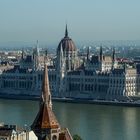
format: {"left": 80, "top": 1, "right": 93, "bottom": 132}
{"left": 56, "top": 25, "right": 78, "bottom": 97}
{"left": 56, "top": 25, "right": 77, "bottom": 72}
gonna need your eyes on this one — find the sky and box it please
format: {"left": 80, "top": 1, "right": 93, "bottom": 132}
{"left": 0, "top": 0, "right": 140, "bottom": 46}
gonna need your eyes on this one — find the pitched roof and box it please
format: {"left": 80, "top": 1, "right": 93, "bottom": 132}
{"left": 0, "top": 127, "right": 14, "bottom": 137}
{"left": 31, "top": 103, "right": 59, "bottom": 129}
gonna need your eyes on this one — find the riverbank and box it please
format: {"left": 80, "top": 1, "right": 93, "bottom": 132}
{"left": 0, "top": 94, "right": 40, "bottom": 101}
{"left": 0, "top": 94, "right": 140, "bottom": 107}
{"left": 53, "top": 97, "right": 140, "bottom": 107}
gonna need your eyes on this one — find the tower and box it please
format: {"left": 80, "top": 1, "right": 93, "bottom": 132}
{"left": 21, "top": 48, "right": 25, "bottom": 60}
{"left": 33, "top": 40, "right": 40, "bottom": 70}
{"left": 99, "top": 46, "right": 103, "bottom": 71}
{"left": 56, "top": 24, "right": 77, "bottom": 71}
{"left": 112, "top": 47, "right": 115, "bottom": 62}
{"left": 56, "top": 43, "right": 66, "bottom": 97}
{"left": 100, "top": 46, "right": 103, "bottom": 62}
{"left": 87, "top": 46, "right": 90, "bottom": 61}
{"left": 31, "top": 65, "right": 60, "bottom": 140}
{"left": 56, "top": 25, "right": 78, "bottom": 96}
{"left": 112, "top": 47, "right": 115, "bottom": 69}
{"left": 57, "top": 43, "right": 65, "bottom": 72}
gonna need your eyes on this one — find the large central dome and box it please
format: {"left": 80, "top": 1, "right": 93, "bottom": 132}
{"left": 57, "top": 25, "right": 76, "bottom": 52}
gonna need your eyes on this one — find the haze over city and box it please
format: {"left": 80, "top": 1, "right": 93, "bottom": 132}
{"left": 0, "top": 0, "right": 140, "bottom": 47}
{"left": 1, "top": 1, "right": 140, "bottom": 140}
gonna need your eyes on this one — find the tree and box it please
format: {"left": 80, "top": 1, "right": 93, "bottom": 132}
{"left": 73, "top": 134, "right": 82, "bottom": 140}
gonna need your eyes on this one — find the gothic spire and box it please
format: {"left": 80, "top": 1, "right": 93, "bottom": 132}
{"left": 112, "top": 47, "right": 115, "bottom": 62}
{"left": 31, "top": 64, "right": 60, "bottom": 135}
{"left": 111, "top": 47, "right": 115, "bottom": 70}
{"left": 100, "top": 45, "right": 103, "bottom": 61}
{"left": 87, "top": 46, "right": 90, "bottom": 61}
{"left": 21, "top": 48, "right": 24, "bottom": 60}
{"left": 36, "top": 40, "right": 39, "bottom": 56}
{"left": 42, "top": 64, "right": 52, "bottom": 108}
{"left": 65, "top": 24, "right": 68, "bottom": 37}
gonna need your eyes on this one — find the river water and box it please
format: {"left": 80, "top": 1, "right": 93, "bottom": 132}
{"left": 0, "top": 99, "right": 140, "bottom": 140}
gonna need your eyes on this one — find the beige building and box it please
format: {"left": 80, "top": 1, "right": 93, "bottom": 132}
{"left": 0, "top": 124, "right": 37, "bottom": 140}
{"left": 107, "top": 68, "right": 137, "bottom": 100}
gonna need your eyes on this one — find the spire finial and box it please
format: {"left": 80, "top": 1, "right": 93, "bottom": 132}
{"left": 65, "top": 24, "right": 68, "bottom": 37}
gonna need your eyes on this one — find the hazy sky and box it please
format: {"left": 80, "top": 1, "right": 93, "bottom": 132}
{"left": 0, "top": 0, "right": 140, "bottom": 46}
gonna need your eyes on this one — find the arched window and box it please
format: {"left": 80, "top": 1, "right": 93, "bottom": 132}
{"left": 52, "top": 135, "right": 57, "bottom": 140}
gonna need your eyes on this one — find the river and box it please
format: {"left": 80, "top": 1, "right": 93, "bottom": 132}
{"left": 0, "top": 99, "right": 140, "bottom": 140}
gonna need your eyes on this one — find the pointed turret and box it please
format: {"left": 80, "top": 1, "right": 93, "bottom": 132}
{"left": 33, "top": 40, "right": 40, "bottom": 70}
{"left": 57, "top": 43, "right": 64, "bottom": 72}
{"left": 33, "top": 40, "right": 39, "bottom": 57}
{"left": 111, "top": 47, "right": 116, "bottom": 70}
{"left": 36, "top": 40, "right": 39, "bottom": 56}
{"left": 42, "top": 65, "right": 52, "bottom": 108}
{"left": 21, "top": 48, "right": 24, "bottom": 60}
{"left": 59, "top": 43, "right": 64, "bottom": 70}
{"left": 65, "top": 24, "right": 68, "bottom": 37}
{"left": 44, "top": 48, "right": 48, "bottom": 64}
{"left": 100, "top": 46, "right": 103, "bottom": 61}
{"left": 87, "top": 46, "right": 90, "bottom": 61}
{"left": 112, "top": 47, "right": 115, "bottom": 62}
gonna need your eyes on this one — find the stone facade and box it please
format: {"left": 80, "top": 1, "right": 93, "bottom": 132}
{"left": 0, "top": 26, "right": 139, "bottom": 101}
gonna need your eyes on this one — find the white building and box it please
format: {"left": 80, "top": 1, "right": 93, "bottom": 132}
{"left": 0, "top": 26, "right": 138, "bottom": 101}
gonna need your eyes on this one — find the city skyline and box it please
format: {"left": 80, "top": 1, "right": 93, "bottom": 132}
{"left": 0, "top": 0, "right": 140, "bottom": 46}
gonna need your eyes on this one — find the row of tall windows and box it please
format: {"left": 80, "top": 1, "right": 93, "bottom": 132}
{"left": 3, "top": 80, "right": 32, "bottom": 89}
